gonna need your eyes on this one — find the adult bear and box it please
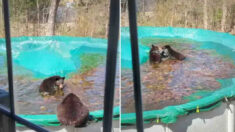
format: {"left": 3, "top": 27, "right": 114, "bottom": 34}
{"left": 57, "top": 93, "right": 89, "bottom": 127}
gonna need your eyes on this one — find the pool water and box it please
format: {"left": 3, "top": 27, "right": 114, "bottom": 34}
{"left": 121, "top": 38, "right": 235, "bottom": 113}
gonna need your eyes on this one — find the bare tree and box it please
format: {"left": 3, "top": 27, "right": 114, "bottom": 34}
{"left": 36, "top": 0, "right": 40, "bottom": 35}
{"left": 231, "top": 15, "right": 235, "bottom": 34}
{"left": 231, "top": 4, "right": 235, "bottom": 34}
{"left": 46, "top": 0, "right": 60, "bottom": 36}
{"left": 221, "top": 0, "right": 227, "bottom": 32}
{"left": 121, "top": 0, "right": 128, "bottom": 12}
{"left": 203, "top": 0, "right": 208, "bottom": 29}
{"left": 78, "top": 0, "right": 85, "bottom": 6}
{"left": 105, "top": 0, "right": 110, "bottom": 37}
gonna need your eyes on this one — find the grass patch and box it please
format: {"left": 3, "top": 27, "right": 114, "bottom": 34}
{"left": 140, "top": 37, "right": 202, "bottom": 49}
{"left": 183, "top": 90, "right": 213, "bottom": 102}
{"left": 80, "top": 53, "right": 105, "bottom": 74}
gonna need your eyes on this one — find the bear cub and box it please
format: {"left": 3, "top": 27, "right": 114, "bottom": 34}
{"left": 162, "top": 45, "right": 186, "bottom": 61}
{"left": 149, "top": 44, "right": 186, "bottom": 64}
{"left": 149, "top": 45, "right": 162, "bottom": 64}
{"left": 39, "top": 76, "right": 65, "bottom": 96}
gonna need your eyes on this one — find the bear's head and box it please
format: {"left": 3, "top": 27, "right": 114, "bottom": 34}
{"left": 54, "top": 76, "right": 65, "bottom": 89}
{"left": 150, "top": 44, "right": 160, "bottom": 54}
{"left": 149, "top": 44, "right": 162, "bottom": 63}
{"left": 161, "top": 45, "right": 170, "bottom": 59}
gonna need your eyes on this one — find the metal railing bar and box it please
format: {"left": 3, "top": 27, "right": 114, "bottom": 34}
{"left": 2, "top": 0, "right": 16, "bottom": 131}
{"left": 2, "top": 0, "right": 49, "bottom": 131}
{"left": 127, "top": 0, "right": 144, "bottom": 132}
{"left": 0, "top": 105, "right": 49, "bottom": 132}
{"left": 2, "top": 0, "right": 15, "bottom": 115}
{"left": 103, "top": 0, "right": 120, "bottom": 131}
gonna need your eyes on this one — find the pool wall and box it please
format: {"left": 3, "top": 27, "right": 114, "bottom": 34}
{"left": 122, "top": 101, "right": 234, "bottom": 132}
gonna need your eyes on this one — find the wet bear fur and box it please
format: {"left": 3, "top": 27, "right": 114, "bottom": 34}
{"left": 162, "top": 45, "right": 186, "bottom": 60}
{"left": 39, "top": 76, "right": 65, "bottom": 96}
{"left": 57, "top": 93, "right": 89, "bottom": 127}
{"left": 149, "top": 45, "right": 162, "bottom": 64}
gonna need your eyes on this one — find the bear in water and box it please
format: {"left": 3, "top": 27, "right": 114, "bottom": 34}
{"left": 149, "top": 45, "right": 162, "bottom": 64}
{"left": 162, "top": 45, "right": 186, "bottom": 61}
{"left": 57, "top": 93, "right": 89, "bottom": 127}
{"left": 39, "top": 76, "right": 65, "bottom": 96}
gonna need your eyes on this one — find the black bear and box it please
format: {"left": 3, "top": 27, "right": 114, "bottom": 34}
{"left": 149, "top": 45, "right": 162, "bottom": 64}
{"left": 57, "top": 93, "right": 89, "bottom": 127}
{"left": 39, "top": 76, "right": 65, "bottom": 96}
{"left": 162, "top": 45, "right": 186, "bottom": 61}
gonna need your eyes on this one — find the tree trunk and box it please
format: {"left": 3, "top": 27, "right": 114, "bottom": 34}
{"left": 46, "top": 0, "right": 60, "bottom": 36}
{"left": 142, "top": 0, "right": 145, "bottom": 12}
{"left": 203, "top": 0, "right": 208, "bottom": 29}
{"left": 78, "top": 0, "right": 85, "bottom": 6}
{"left": 230, "top": 9, "right": 235, "bottom": 34}
{"left": 26, "top": 10, "right": 29, "bottom": 36}
{"left": 36, "top": 0, "right": 40, "bottom": 36}
{"left": 231, "top": 18, "right": 235, "bottom": 34}
{"left": 170, "top": 8, "right": 175, "bottom": 27}
{"left": 221, "top": 0, "right": 227, "bottom": 32}
{"left": 184, "top": 11, "right": 188, "bottom": 27}
{"left": 105, "top": 1, "right": 110, "bottom": 38}
{"left": 170, "top": 14, "right": 174, "bottom": 26}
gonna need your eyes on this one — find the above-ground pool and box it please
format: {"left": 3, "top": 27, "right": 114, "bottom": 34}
{"left": 121, "top": 27, "right": 235, "bottom": 124}
{"left": 0, "top": 36, "right": 119, "bottom": 125}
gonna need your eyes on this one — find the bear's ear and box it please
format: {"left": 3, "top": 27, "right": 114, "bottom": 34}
{"left": 164, "top": 45, "right": 170, "bottom": 48}
{"left": 61, "top": 77, "right": 65, "bottom": 80}
{"left": 152, "top": 44, "right": 155, "bottom": 48}
{"left": 55, "top": 77, "right": 60, "bottom": 81}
